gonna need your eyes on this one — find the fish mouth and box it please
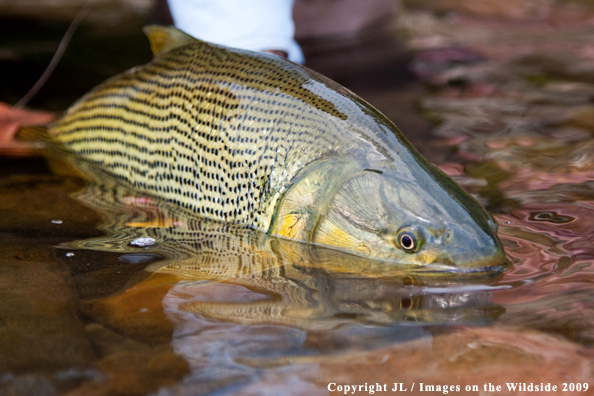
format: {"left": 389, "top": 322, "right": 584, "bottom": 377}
{"left": 377, "top": 260, "right": 509, "bottom": 286}
{"left": 367, "top": 258, "right": 510, "bottom": 287}
{"left": 412, "top": 261, "right": 509, "bottom": 275}
{"left": 402, "top": 254, "right": 510, "bottom": 277}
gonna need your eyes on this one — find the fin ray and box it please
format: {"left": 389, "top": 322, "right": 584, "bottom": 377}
{"left": 15, "top": 125, "right": 49, "bottom": 142}
{"left": 143, "top": 25, "right": 196, "bottom": 56}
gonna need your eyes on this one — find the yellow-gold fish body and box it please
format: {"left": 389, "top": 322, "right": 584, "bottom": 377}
{"left": 49, "top": 26, "right": 506, "bottom": 273}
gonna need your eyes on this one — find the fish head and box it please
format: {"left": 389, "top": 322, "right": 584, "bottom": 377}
{"left": 312, "top": 166, "right": 507, "bottom": 273}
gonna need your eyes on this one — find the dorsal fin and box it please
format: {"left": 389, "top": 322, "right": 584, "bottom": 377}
{"left": 143, "top": 25, "right": 196, "bottom": 57}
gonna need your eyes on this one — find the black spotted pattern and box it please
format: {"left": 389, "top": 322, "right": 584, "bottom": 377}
{"left": 49, "top": 38, "right": 389, "bottom": 231}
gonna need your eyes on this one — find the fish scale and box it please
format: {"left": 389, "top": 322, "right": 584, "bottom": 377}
{"left": 49, "top": 28, "right": 383, "bottom": 231}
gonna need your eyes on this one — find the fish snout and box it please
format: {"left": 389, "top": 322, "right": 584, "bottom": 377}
{"left": 433, "top": 226, "right": 507, "bottom": 272}
{"left": 456, "top": 242, "right": 506, "bottom": 272}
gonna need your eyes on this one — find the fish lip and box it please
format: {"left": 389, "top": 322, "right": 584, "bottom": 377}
{"left": 422, "top": 263, "right": 508, "bottom": 275}
{"left": 408, "top": 259, "right": 510, "bottom": 275}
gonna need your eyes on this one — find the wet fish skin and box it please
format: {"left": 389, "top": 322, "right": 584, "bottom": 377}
{"left": 49, "top": 25, "right": 505, "bottom": 270}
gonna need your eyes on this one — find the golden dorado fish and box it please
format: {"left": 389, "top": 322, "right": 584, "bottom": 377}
{"left": 48, "top": 25, "right": 506, "bottom": 272}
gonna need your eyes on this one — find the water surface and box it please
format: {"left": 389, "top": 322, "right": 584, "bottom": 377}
{"left": 2, "top": 2, "right": 594, "bottom": 395}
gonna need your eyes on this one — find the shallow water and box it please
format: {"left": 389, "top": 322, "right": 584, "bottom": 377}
{"left": 2, "top": 2, "right": 594, "bottom": 395}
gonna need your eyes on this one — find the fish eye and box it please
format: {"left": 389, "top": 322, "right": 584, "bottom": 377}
{"left": 394, "top": 225, "right": 423, "bottom": 253}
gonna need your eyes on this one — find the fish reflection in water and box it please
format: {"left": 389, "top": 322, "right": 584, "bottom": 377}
{"left": 56, "top": 156, "right": 505, "bottom": 393}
